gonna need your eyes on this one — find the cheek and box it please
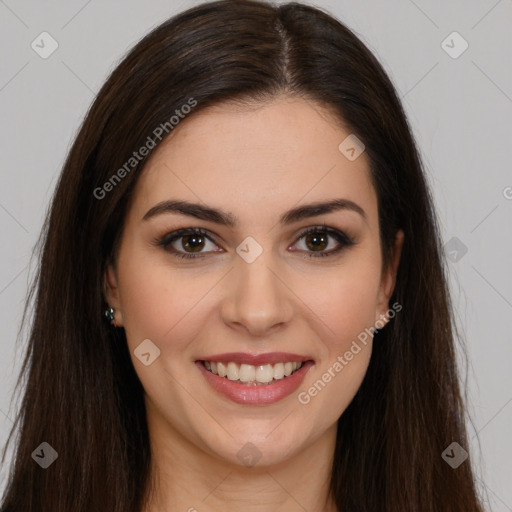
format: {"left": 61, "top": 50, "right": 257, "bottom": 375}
{"left": 292, "top": 257, "right": 380, "bottom": 411}
{"left": 116, "top": 254, "right": 213, "bottom": 405}
{"left": 116, "top": 246, "right": 207, "bottom": 349}
{"left": 295, "top": 268, "right": 378, "bottom": 427}
{"left": 296, "top": 260, "right": 382, "bottom": 345}
{"left": 119, "top": 269, "right": 174, "bottom": 344}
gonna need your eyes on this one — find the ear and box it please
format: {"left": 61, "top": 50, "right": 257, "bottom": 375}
{"left": 375, "top": 230, "right": 404, "bottom": 325}
{"left": 103, "top": 262, "right": 124, "bottom": 327}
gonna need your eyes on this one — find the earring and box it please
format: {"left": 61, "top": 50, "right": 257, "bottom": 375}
{"left": 104, "top": 307, "right": 118, "bottom": 326}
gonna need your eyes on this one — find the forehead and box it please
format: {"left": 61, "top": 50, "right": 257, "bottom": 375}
{"left": 128, "top": 96, "right": 377, "bottom": 228}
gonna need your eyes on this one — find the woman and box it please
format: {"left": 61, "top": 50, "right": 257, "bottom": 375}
{"left": 0, "top": 0, "right": 484, "bottom": 510}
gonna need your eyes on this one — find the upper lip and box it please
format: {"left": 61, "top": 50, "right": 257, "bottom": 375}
{"left": 197, "top": 352, "right": 314, "bottom": 366}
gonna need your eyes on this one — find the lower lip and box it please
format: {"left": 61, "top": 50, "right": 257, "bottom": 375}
{"left": 195, "top": 360, "right": 314, "bottom": 405}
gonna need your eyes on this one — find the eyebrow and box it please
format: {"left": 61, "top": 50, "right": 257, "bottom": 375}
{"left": 142, "top": 198, "right": 367, "bottom": 225}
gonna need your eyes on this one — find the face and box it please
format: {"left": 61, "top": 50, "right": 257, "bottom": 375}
{"left": 105, "top": 95, "right": 402, "bottom": 468}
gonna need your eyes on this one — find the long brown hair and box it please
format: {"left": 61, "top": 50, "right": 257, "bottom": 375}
{"left": 0, "top": 1, "right": 484, "bottom": 510}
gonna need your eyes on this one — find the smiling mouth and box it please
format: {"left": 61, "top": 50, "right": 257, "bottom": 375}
{"left": 201, "top": 360, "right": 305, "bottom": 386}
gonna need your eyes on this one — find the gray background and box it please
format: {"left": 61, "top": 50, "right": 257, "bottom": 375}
{"left": 0, "top": 0, "right": 511, "bottom": 509}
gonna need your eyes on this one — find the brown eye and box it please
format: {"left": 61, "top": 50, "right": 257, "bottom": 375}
{"left": 180, "top": 233, "right": 207, "bottom": 253}
{"left": 155, "top": 226, "right": 354, "bottom": 261}
{"left": 293, "top": 226, "right": 354, "bottom": 258}
{"left": 156, "top": 228, "right": 221, "bottom": 260}
{"left": 304, "top": 231, "right": 329, "bottom": 252}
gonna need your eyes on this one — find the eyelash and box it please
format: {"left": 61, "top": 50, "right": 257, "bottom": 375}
{"left": 153, "top": 225, "right": 355, "bottom": 261}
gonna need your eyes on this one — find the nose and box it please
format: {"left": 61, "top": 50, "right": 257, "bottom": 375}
{"left": 220, "top": 251, "right": 294, "bottom": 337}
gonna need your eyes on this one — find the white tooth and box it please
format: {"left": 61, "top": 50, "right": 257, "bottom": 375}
{"left": 204, "top": 361, "right": 211, "bottom": 370}
{"left": 227, "top": 362, "right": 239, "bottom": 381}
{"left": 273, "top": 362, "right": 285, "bottom": 380}
{"left": 213, "top": 361, "right": 303, "bottom": 383}
{"left": 239, "top": 364, "right": 256, "bottom": 383}
{"left": 256, "top": 364, "right": 274, "bottom": 383}
{"left": 217, "top": 361, "right": 227, "bottom": 378}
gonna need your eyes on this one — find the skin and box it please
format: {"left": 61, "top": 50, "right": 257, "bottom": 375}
{"left": 104, "top": 95, "right": 403, "bottom": 512}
